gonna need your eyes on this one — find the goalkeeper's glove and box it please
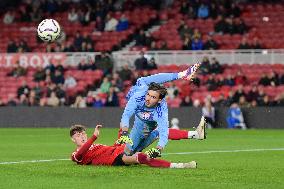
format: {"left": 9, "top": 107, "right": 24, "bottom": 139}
{"left": 145, "top": 148, "right": 162, "bottom": 159}
{"left": 115, "top": 131, "right": 133, "bottom": 146}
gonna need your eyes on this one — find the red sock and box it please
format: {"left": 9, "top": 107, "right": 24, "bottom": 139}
{"left": 137, "top": 153, "right": 170, "bottom": 168}
{"left": 168, "top": 129, "right": 188, "bottom": 140}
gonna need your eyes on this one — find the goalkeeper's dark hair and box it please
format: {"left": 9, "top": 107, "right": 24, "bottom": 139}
{"left": 148, "top": 82, "right": 168, "bottom": 99}
{"left": 70, "top": 124, "right": 86, "bottom": 137}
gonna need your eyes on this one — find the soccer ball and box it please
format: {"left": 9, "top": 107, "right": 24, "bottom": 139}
{"left": 37, "top": 19, "right": 61, "bottom": 42}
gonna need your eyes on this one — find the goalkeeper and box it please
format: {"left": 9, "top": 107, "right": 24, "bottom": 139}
{"left": 117, "top": 63, "right": 205, "bottom": 158}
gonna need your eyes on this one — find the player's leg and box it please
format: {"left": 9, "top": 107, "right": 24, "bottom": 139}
{"left": 169, "top": 116, "right": 207, "bottom": 140}
{"left": 135, "top": 130, "right": 159, "bottom": 152}
{"left": 121, "top": 153, "right": 197, "bottom": 169}
{"left": 124, "top": 117, "right": 144, "bottom": 155}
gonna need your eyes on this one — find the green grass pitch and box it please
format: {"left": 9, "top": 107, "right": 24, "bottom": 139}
{"left": 0, "top": 128, "right": 283, "bottom": 189}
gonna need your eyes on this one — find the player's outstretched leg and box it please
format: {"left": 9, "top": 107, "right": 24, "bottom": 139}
{"left": 169, "top": 116, "right": 207, "bottom": 140}
{"left": 121, "top": 153, "right": 197, "bottom": 169}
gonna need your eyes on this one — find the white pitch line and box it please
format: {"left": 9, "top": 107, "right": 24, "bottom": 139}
{"left": 0, "top": 159, "right": 69, "bottom": 165}
{"left": 0, "top": 148, "right": 283, "bottom": 165}
{"left": 163, "top": 148, "right": 284, "bottom": 155}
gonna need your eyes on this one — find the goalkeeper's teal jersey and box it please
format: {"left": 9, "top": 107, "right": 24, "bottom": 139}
{"left": 121, "top": 73, "right": 178, "bottom": 148}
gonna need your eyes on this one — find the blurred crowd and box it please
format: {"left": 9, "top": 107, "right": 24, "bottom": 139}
{"left": 1, "top": 54, "right": 284, "bottom": 109}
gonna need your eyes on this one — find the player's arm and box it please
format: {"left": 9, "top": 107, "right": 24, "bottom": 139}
{"left": 120, "top": 95, "right": 138, "bottom": 131}
{"left": 137, "top": 63, "right": 201, "bottom": 86}
{"left": 73, "top": 125, "right": 102, "bottom": 161}
{"left": 146, "top": 105, "right": 169, "bottom": 158}
{"left": 116, "top": 96, "right": 138, "bottom": 145}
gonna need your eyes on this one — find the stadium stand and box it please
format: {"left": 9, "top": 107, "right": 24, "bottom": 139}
{"left": 1, "top": 0, "right": 284, "bottom": 108}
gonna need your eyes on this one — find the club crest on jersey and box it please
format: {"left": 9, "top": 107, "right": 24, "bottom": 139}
{"left": 142, "top": 112, "right": 151, "bottom": 120}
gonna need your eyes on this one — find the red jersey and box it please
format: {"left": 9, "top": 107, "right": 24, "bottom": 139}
{"left": 71, "top": 135, "right": 125, "bottom": 166}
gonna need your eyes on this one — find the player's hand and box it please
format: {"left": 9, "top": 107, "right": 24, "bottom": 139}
{"left": 145, "top": 148, "right": 161, "bottom": 159}
{"left": 115, "top": 131, "right": 133, "bottom": 146}
{"left": 188, "top": 62, "right": 201, "bottom": 81}
{"left": 94, "top": 125, "right": 102, "bottom": 137}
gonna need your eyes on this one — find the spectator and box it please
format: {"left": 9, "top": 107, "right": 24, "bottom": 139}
{"left": 7, "top": 40, "right": 18, "bottom": 53}
{"left": 200, "top": 57, "right": 210, "bottom": 75}
{"left": 51, "top": 70, "right": 65, "bottom": 85}
{"left": 105, "top": 87, "right": 119, "bottom": 107}
{"left": 159, "top": 41, "right": 169, "bottom": 50}
{"left": 7, "top": 94, "right": 17, "bottom": 106}
{"left": 28, "top": 90, "right": 39, "bottom": 106}
{"left": 206, "top": 75, "right": 218, "bottom": 91}
{"left": 135, "top": 30, "right": 147, "bottom": 46}
{"left": 17, "top": 80, "right": 30, "bottom": 98}
{"left": 99, "top": 77, "right": 111, "bottom": 93}
{"left": 259, "top": 74, "right": 270, "bottom": 86}
{"left": 92, "top": 94, "right": 104, "bottom": 108}
{"left": 19, "top": 6, "right": 31, "bottom": 22}
{"left": 116, "top": 14, "right": 129, "bottom": 31}
{"left": 198, "top": 3, "right": 209, "bottom": 18}
{"left": 258, "top": 95, "right": 274, "bottom": 106}
{"left": 19, "top": 94, "right": 29, "bottom": 106}
{"left": 72, "top": 95, "right": 87, "bottom": 108}
{"left": 238, "top": 95, "right": 249, "bottom": 108}
{"left": 64, "top": 74, "right": 77, "bottom": 89}
{"left": 145, "top": 33, "right": 155, "bottom": 47}
{"left": 181, "top": 96, "right": 192, "bottom": 106}
{"left": 147, "top": 57, "right": 158, "bottom": 70}
{"left": 95, "top": 16, "right": 105, "bottom": 32}
{"left": 256, "top": 88, "right": 266, "bottom": 105}
{"left": 73, "top": 31, "right": 83, "bottom": 51}
{"left": 96, "top": 52, "right": 113, "bottom": 75}
{"left": 224, "top": 18, "right": 237, "bottom": 35}
{"left": 267, "top": 72, "right": 279, "bottom": 86}
{"left": 8, "top": 61, "right": 27, "bottom": 77}
{"left": 246, "top": 86, "right": 259, "bottom": 102}
{"left": 238, "top": 38, "right": 251, "bottom": 49}
{"left": 217, "top": 76, "right": 226, "bottom": 87}
{"left": 149, "top": 41, "right": 158, "bottom": 50}
{"left": 214, "top": 15, "right": 227, "bottom": 34}
{"left": 209, "top": 3, "right": 218, "bottom": 19}
{"left": 77, "top": 59, "right": 90, "bottom": 71}
{"left": 119, "top": 64, "right": 133, "bottom": 81}
{"left": 180, "top": 1, "right": 189, "bottom": 15}
{"left": 225, "top": 90, "right": 235, "bottom": 106}
{"left": 203, "top": 35, "right": 218, "bottom": 50}
{"left": 214, "top": 94, "right": 227, "bottom": 107}
{"left": 167, "top": 82, "right": 179, "bottom": 99}
{"left": 46, "top": 92, "right": 60, "bottom": 107}
{"left": 250, "top": 37, "right": 262, "bottom": 49}
{"left": 112, "top": 72, "right": 123, "bottom": 91}
{"left": 233, "top": 85, "right": 246, "bottom": 103}
{"left": 191, "top": 38, "right": 203, "bottom": 50}
{"left": 230, "top": 3, "right": 241, "bottom": 17}
{"left": 134, "top": 51, "right": 148, "bottom": 70}
{"left": 202, "top": 99, "right": 216, "bottom": 128}
{"left": 192, "top": 28, "right": 201, "bottom": 40}
{"left": 234, "top": 70, "right": 247, "bottom": 85}
{"left": 182, "top": 36, "right": 192, "bottom": 50}
{"left": 210, "top": 57, "right": 222, "bottom": 74}
{"left": 224, "top": 74, "right": 235, "bottom": 86}
{"left": 234, "top": 18, "right": 248, "bottom": 35}
{"left": 226, "top": 103, "right": 247, "bottom": 129}
{"left": 68, "top": 8, "right": 78, "bottom": 22}
{"left": 104, "top": 13, "right": 118, "bottom": 31}
{"left": 178, "top": 22, "right": 193, "bottom": 40}
{"left": 3, "top": 10, "right": 15, "bottom": 24}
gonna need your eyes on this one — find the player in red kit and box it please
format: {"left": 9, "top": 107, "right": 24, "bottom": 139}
{"left": 70, "top": 124, "right": 197, "bottom": 168}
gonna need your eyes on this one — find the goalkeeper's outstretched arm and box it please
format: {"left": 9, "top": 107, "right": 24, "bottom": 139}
{"left": 137, "top": 63, "right": 201, "bottom": 86}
